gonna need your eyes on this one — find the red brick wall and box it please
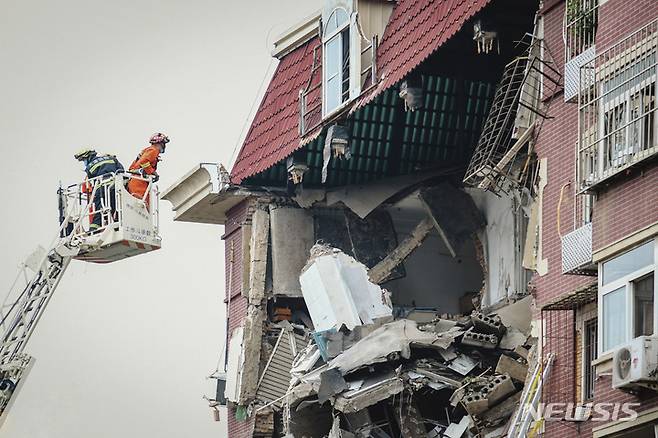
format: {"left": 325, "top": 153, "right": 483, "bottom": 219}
{"left": 590, "top": 0, "right": 658, "bottom": 251}
{"left": 596, "top": 0, "right": 658, "bottom": 52}
{"left": 593, "top": 166, "right": 658, "bottom": 251}
{"left": 223, "top": 200, "right": 255, "bottom": 438}
{"left": 225, "top": 200, "right": 249, "bottom": 335}
{"left": 534, "top": 0, "right": 592, "bottom": 310}
{"left": 535, "top": 1, "right": 658, "bottom": 436}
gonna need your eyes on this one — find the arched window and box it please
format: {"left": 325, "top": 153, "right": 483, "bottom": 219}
{"left": 323, "top": 8, "right": 351, "bottom": 115}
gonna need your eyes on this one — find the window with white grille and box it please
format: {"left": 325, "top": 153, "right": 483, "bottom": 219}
{"left": 564, "top": 0, "right": 598, "bottom": 62}
{"left": 577, "top": 20, "right": 658, "bottom": 191}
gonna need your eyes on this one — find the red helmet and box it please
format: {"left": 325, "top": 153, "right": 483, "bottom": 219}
{"left": 149, "top": 133, "right": 170, "bottom": 145}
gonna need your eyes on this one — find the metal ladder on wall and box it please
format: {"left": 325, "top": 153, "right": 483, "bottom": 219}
{"left": 507, "top": 353, "right": 555, "bottom": 437}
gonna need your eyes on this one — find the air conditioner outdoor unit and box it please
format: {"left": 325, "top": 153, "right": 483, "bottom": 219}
{"left": 612, "top": 336, "right": 658, "bottom": 390}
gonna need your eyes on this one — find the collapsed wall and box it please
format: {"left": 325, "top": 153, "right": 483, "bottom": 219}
{"left": 223, "top": 180, "right": 535, "bottom": 438}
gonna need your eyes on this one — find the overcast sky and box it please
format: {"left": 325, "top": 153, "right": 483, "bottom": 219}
{"left": 0, "top": 1, "right": 319, "bottom": 436}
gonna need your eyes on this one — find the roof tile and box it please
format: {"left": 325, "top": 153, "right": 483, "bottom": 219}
{"left": 231, "top": 0, "right": 491, "bottom": 184}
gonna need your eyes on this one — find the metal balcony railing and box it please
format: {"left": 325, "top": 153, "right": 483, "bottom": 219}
{"left": 577, "top": 19, "right": 658, "bottom": 192}
{"left": 464, "top": 37, "right": 561, "bottom": 193}
{"left": 563, "top": 0, "right": 598, "bottom": 101}
{"left": 564, "top": 0, "right": 598, "bottom": 62}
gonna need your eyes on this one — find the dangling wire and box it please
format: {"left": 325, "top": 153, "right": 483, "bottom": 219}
{"left": 208, "top": 240, "right": 235, "bottom": 378}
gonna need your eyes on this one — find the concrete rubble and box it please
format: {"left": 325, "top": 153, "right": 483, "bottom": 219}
{"left": 268, "top": 244, "right": 533, "bottom": 438}
{"left": 228, "top": 182, "right": 536, "bottom": 438}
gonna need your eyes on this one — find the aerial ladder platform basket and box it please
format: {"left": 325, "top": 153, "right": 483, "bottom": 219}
{"left": 0, "top": 172, "right": 161, "bottom": 425}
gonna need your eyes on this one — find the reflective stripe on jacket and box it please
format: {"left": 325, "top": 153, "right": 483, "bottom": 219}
{"left": 85, "top": 154, "right": 124, "bottom": 179}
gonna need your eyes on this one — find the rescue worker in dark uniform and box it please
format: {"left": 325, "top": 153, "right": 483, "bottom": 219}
{"left": 74, "top": 149, "right": 124, "bottom": 233}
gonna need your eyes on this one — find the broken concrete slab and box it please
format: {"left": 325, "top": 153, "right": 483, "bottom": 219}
{"left": 495, "top": 295, "right": 532, "bottom": 335}
{"left": 421, "top": 318, "right": 460, "bottom": 333}
{"left": 293, "top": 188, "right": 325, "bottom": 208}
{"left": 300, "top": 247, "right": 392, "bottom": 332}
{"left": 443, "top": 415, "right": 472, "bottom": 438}
{"left": 270, "top": 206, "right": 314, "bottom": 297}
{"left": 318, "top": 368, "right": 349, "bottom": 404}
{"left": 439, "top": 347, "right": 459, "bottom": 362}
{"left": 325, "top": 170, "right": 444, "bottom": 219}
{"left": 498, "top": 327, "right": 527, "bottom": 351}
{"left": 333, "top": 373, "right": 404, "bottom": 413}
{"left": 495, "top": 354, "right": 528, "bottom": 383}
{"left": 328, "top": 320, "right": 452, "bottom": 375}
{"left": 412, "top": 361, "right": 463, "bottom": 388}
{"left": 419, "top": 184, "right": 485, "bottom": 258}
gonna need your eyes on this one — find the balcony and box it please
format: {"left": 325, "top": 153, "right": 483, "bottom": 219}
{"left": 561, "top": 223, "right": 596, "bottom": 275}
{"left": 563, "top": 0, "right": 598, "bottom": 101}
{"left": 577, "top": 19, "right": 658, "bottom": 192}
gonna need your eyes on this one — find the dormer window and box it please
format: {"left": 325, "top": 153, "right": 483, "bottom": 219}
{"left": 323, "top": 8, "right": 351, "bottom": 115}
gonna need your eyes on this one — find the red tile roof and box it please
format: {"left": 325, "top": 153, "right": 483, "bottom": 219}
{"left": 356, "top": 0, "right": 492, "bottom": 109}
{"left": 231, "top": 0, "right": 491, "bottom": 184}
{"left": 231, "top": 37, "right": 321, "bottom": 184}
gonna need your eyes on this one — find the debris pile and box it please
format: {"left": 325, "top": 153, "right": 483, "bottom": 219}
{"left": 262, "top": 245, "right": 534, "bottom": 438}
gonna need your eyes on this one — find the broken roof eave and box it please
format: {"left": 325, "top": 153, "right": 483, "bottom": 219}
{"left": 162, "top": 163, "right": 250, "bottom": 225}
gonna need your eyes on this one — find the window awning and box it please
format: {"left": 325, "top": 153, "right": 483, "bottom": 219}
{"left": 541, "top": 282, "right": 598, "bottom": 311}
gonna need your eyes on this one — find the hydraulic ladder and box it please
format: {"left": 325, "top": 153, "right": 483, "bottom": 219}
{"left": 0, "top": 173, "right": 161, "bottom": 425}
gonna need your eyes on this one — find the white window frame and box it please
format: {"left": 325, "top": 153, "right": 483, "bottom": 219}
{"left": 598, "top": 60, "right": 658, "bottom": 176}
{"left": 322, "top": 7, "right": 351, "bottom": 117}
{"left": 598, "top": 238, "right": 658, "bottom": 356}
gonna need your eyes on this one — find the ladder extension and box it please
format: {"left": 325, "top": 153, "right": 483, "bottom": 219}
{"left": 507, "top": 352, "right": 555, "bottom": 437}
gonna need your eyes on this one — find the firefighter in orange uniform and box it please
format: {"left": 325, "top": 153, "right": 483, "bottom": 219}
{"left": 127, "top": 133, "right": 170, "bottom": 205}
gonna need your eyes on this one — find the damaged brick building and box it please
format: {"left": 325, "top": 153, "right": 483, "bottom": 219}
{"left": 163, "top": 0, "right": 658, "bottom": 437}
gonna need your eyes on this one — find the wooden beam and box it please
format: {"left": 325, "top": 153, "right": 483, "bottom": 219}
{"left": 368, "top": 217, "right": 434, "bottom": 284}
